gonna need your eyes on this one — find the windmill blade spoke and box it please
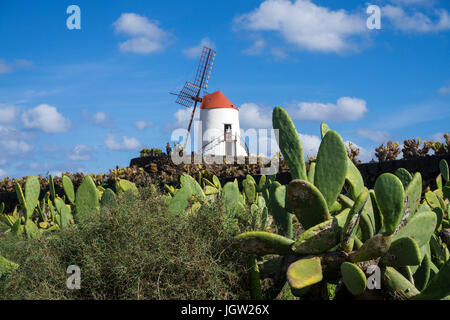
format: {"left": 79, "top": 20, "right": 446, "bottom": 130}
{"left": 193, "top": 47, "right": 216, "bottom": 91}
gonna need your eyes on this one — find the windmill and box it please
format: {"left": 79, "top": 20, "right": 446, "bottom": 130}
{"left": 172, "top": 46, "right": 216, "bottom": 152}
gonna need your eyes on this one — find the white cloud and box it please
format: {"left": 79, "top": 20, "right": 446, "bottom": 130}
{"left": 134, "top": 120, "right": 153, "bottom": 130}
{"left": 183, "top": 38, "right": 216, "bottom": 58}
{"left": 390, "top": 0, "right": 433, "bottom": 4}
{"left": 173, "top": 108, "right": 199, "bottom": 128}
{"left": 0, "top": 59, "right": 33, "bottom": 74}
{"left": 356, "top": 128, "right": 390, "bottom": 143}
{"left": 119, "top": 37, "right": 164, "bottom": 54}
{"left": 0, "top": 139, "right": 33, "bottom": 154}
{"left": 239, "top": 103, "right": 272, "bottom": 129}
{"left": 0, "top": 104, "right": 19, "bottom": 124}
{"left": 243, "top": 39, "right": 266, "bottom": 55}
{"left": 93, "top": 112, "right": 107, "bottom": 124}
{"left": 104, "top": 134, "right": 142, "bottom": 150}
{"left": 382, "top": 5, "right": 450, "bottom": 33}
{"left": 21, "top": 104, "right": 72, "bottom": 133}
{"left": 234, "top": 0, "right": 366, "bottom": 53}
{"left": 0, "top": 168, "right": 6, "bottom": 178}
{"left": 68, "top": 144, "right": 92, "bottom": 161}
{"left": 290, "top": 97, "right": 368, "bottom": 122}
{"left": 439, "top": 85, "right": 450, "bottom": 95}
{"left": 14, "top": 59, "right": 33, "bottom": 68}
{"left": 299, "top": 133, "right": 321, "bottom": 158}
{"left": 0, "top": 125, "right": 34, "bottom": 168}
{"left": 0, "top": 60, "right": 13, "bottom": 74}
{"left": 113, "top": 13, "right": 169, "bottom": 54}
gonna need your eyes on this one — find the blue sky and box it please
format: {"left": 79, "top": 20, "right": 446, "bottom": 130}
{"left": 0, "top": 0, "right": 449, "bottom": 178}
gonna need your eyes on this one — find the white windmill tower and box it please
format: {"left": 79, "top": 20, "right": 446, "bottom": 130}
{"left": 172, "top": 47, "right": 248, "bottom": 157}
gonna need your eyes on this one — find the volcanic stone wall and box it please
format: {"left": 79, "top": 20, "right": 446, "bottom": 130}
{"left": 131, "top": 153, "right": 450, "bottom": 190}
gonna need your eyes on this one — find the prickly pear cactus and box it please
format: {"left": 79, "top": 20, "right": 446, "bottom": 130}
{"left": 74, "top": 176, "right": 99, "bottom": 223}
{"left": 62, "top": 175, "right": 75, "bottom": 204}
{"left": 272, "top": 106, "right": 307, "bottom": 181}
{"left": 233, "top": 106, "right": 450, "bottom": 301}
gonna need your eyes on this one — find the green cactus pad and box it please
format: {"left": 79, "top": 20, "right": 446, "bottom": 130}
{"left": 346, "top": 159, "right": 365, "bottom": 200}
{"left": 369, "top": 190, "right": 383, "bottom": 233}
{"left": 116, "top": 179, "right": 139, "bottom": 196}
{"left": 341, "top": 190, "right": 369, "bottom": 252}
{"left": 212, "top": 175, "right": 221, "bottom": 189}
{"left": 402, "top": 172, "right": 422, "bottom": 221}
{"left": 382, "top": 266, "right": 420, "bottom": 299}
{"left": 167, "top": 186, "right": 192, "bottom": 216}
{"left": 242, "top": 179, "right": 256, "bottom": 204}
{"left": 49, "top": 174, "right": 56, "bottom": 201}
{"left": 338, "top": 194, "right": 354, "bottom": 209}
{"left": 394, "top": 168, "right": 413, "bottom": 189}
{"left": 62, "top": 175, "right": 75, "bottom": 204}
{"left": 74, "top": 176, "right": 99, "bottom": 223}
{"left": 349, "top": 234, "right": 392, "bottom": 263}
{"left": 329, "top": 201, "right": 343, "bottom": 213}
{"left": 359, "top": 204, "right": 375, "bottom": 242}
{"left": 440, "top": 159, "right": 449, "bottom": 182}
{"left": 374, "top": 173, "right": 405, "bottom": 235}
{"left": 234, "top": 231, "right": 294, "bottom": 256}
{"left": 269, "top": 182, "right": 292, "bottom": 238}
{"left": 246, "top": 174, "right": 256, "bottom": 184}
{"left": 413, "top": 254, "right": 431, "bottom": 291}
{"left": 341, "top": 262, "right": 367, "bottom": 296}
{"left": 248, "top": 256, "right": 263, "bottom": 299}
{"left": 100, "top": 188, "right": 116, "bottom": 206}
{"left": 24, "top": 175, "right": 40, "bottom": 221}
{"left": 287, "top": 179, "right": 330, "bottom": 230}
{"left": 443, "top": 182, "right": 450, "bottom": 200}
{"left": 380, "top": 237, "right": 421, "bottom": 267}
{"left": 180, "top": 174, "right": 205, "bottom": 202}
{"left": 257, "top": 175, "right": 266, "bottom": 192}
{"left": 320, "top": 123, "right": 330, "bottom": 139}
{"left": 425, "top": 191, "right": 440, "bottom": 209}
{"left": 307, "top": 162, "right": 316, "bottom": 184}
{"left": 393, "top": 211, "right": 437, "bottom": 247}
{"left": 14, "top": 182, "right": 26, "bottom": 210}
{"left": 222, "top": 182, "right": 244, "bottom": 217}
{"left": 433, "top": 207, "right": 444, "bottom": 231}
{"left": 272, "top": 106, "right": 307, "bottom": 180}
{"left": 314, "top": 130, "right": 348, "bottom": 208}
{"left": 292, "top": 208, "right": 349, "bottom": 254}
{"left": 429, "top": 234, "right": 448, "bottom": 268}
{"left": 24, "top": 219, "right": 40, "bottom": 239}
{"left": 414, "top": 259, "right": 450, "bottom": 300}
{"left": 204, "top": 186, "right": 219, "bottom": 195}
{"left": 436, "top": 174, "right": 443, "bottom": 190}
{"left": 55, "top": 197, "right": 72, "bottom": 228}
{"left": 287, "top": 257, "right": 323, "bottom": 291}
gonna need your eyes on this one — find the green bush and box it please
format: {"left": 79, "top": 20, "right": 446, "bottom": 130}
{"left": 140, "top": 148, "right": 163, "bottom": 157}
{"left": 0, "top": 188, "right": 250, "bottom": 299}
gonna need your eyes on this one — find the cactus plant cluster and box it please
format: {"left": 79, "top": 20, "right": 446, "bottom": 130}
{"left": 0, "top": 174, "right": 137, "bottom": 237}
{"left": 0, "top": 174, "right": 137, "bottom": 267}
{"left": 375, "top": 141, "right": 401, "bottom": 162}
{"left": 233, "top": 106, "right": 450, "bottom": 300}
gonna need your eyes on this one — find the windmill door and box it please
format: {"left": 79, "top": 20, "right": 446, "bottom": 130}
{"left": 224, "top": 124, "right": 234, "bottom": 156}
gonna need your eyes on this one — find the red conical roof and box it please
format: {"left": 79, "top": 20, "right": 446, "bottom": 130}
{"left": 200, "top": 91, "right": 238, "bottom": 110}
